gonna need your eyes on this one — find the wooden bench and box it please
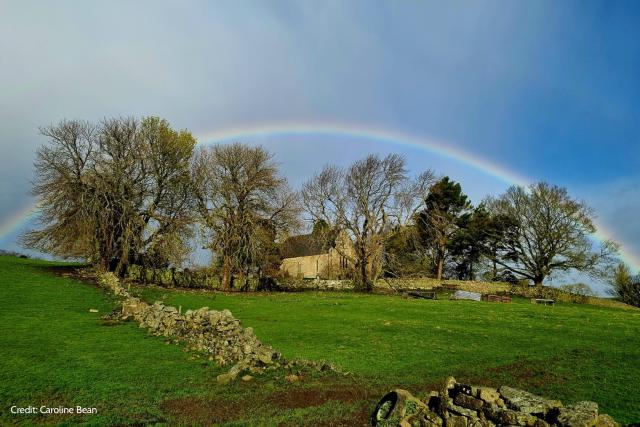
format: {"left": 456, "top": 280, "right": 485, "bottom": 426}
{"left": 531, "top": 298, "right": 555, "bottom": 306}
{"left": 406, "top": 291, "right": 438, "bottom": 300}
{"left": 484, "top": 294, "right": 512, "bottom": 303}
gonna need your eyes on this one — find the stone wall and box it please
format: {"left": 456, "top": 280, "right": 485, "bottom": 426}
{"left": 379, "top": 278, "right": 511, "bottom": 294}
{"left": 98, "top": 272, "right": 337, "bottom": 385}
{"left": 279, "top": 277, "right": 355, "bottom": 291}
{"left": 372, "top": 377, "right": 619, "bottom": 427}
{"left": 126, "top": 264, "right": 220, "bottom": 289}
{"left": 278, "top": 277, "right": 511, "bottom": 294}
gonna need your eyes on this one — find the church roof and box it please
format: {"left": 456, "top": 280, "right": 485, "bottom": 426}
{"left": 280, "top": 229, "right": 340, "bottom": 258}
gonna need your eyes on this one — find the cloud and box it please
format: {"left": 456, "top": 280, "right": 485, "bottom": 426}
{"left": 1, "top": 0, "right": 639, "bottom": 282}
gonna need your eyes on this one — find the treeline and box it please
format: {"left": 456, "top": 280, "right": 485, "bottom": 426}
{"left": 24, "top": 116, "right": 620, "bottom": 292}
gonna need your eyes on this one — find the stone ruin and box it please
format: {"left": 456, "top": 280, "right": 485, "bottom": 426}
{"left": 97, "top": 272, "right": 337, "bottom": 384}
{"left": 371, "top": 377, "right": 619, "bottom": 427}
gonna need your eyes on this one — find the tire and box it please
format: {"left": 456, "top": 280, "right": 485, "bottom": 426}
{"left": 370, "top": 391, "right": 398, "bottom": 426}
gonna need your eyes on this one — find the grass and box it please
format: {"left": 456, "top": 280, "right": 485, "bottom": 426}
{"left": 1, "top": 256, "right": 640, "bottom": 425}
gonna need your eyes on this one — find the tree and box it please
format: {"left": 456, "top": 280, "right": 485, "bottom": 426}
{"left": 480, "top": 205, "right": 519, "bottom": 281}
{"left": 302, "top": 153, "right": 434, "bottom": 291}
{"left": 488, "top": 182, "right": 618, "bottom": 288}
{"left": 192, "top": 143, "right": 300, "bottom": 290}
{"left": 22, "top": 117, "right": 196, "bottom": 274}
{"left": 608, "top": 263, "right": 640, "bottom": 307}
{"left": 448, "top": 205, "right": 491, "bottom": 280}
{"left": 417, "top": 177, "right": 470, "bottom": 280}
{"left": 383, "top": 225, "right": 425, "bottom": 278}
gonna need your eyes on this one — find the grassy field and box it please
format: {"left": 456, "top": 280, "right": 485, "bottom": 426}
{"left": 1, "top": 256, "right": 640, "bottom": 425}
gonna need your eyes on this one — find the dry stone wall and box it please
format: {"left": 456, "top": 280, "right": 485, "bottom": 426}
{"left": 279, "top": 277, "right": 510, "bottom": 294}
{"left": 98, "top": 272, "right": 337, "bottom": 385}
{"left": 372, "top": 377, "right": 619, "bottom": 427}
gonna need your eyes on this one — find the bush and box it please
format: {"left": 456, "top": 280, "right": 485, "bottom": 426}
{"left": 559, "top": 283, "right": 594, "bottom": 304}
{"left": 509, "top": 280, "right": 594, "bottom": 303}
{"left": 609, "top": 263, "right": 640, "bottom": 307}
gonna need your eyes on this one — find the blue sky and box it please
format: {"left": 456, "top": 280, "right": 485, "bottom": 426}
{"left": 1, "top": 1, "right": 639, "bottom": 290}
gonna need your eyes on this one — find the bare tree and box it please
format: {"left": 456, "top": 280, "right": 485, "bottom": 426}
{"left": 192, "top": 143, "right": 300, "bottom": 289}
{"left": 23, "top": 117, "right": 196, "bottom": 274}
{"left": 22, "top": 120, "right": 98, "bottom": 260}
{"left": 488, "top": 182, "right": 618, "bottom": 288}
{"left": 302, "top": 154, "right": 434, "bottom": 291}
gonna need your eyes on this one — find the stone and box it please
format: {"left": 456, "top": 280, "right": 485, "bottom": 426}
{"left": 499, "top": 386, "right": 562, "bottom": 416}
{"left": 448, "top": 403, "right": 477, "bottom": 418}
{"left": 468, "top": 419, "right": 495, "bottom": 427}
{"left": 534, "top": 419, "right": 552, "bottom": 427}
{"left": 258, "top": 352, "right": 273, "bottom": 365}
{"left": 455, "top": 393, "right": 485, "bottom": 411}
{"left": 444, "top": 377, "right": 458, "bottom": 394}
{"left": 228, "top": 363, "right": 244, "bottom": 376}
{"left": 594, "top": 414, "right": 619, "bottom": 427}
{"left": 241, "top": 375, "right": 253, "bottom": 382}
{"left": 216, "top": 371, "right": 237, "bottom": 385}
{"left": 445, "top": 415, "right": 468, "bottom": 427}
{"left": 476, "top": 387, "right": 503, "bottom": 407}
{"left": 418, "top": 409, "right": 444, "bottom": 426}
{"left": 122, "top": 298, "right": 145, "bottom": 317}
{"left": 484, "top": 406, "right": 537, "bottom": 426}
{"left": 557, "top": 401, "right": 599, "bottom": 427}
{"left": 398, "top": 415, "right": 416, "bottom": 427}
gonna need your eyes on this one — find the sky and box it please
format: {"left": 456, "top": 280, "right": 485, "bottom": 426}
{"left": 1, "top": 1, "right": 639, "bottom": 292}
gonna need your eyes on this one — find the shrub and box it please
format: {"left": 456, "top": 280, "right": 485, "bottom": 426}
{"left": 559, "top": 283, "right": 594, "bottom": 304}
{"left": 608, "top": 263, "right": 640, "bottom": 307}
{"left": 509, "top": 280, "right": 594, "bottom": 303}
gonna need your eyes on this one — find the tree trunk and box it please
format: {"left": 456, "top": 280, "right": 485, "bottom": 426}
{"left": 358, "top": 260, "right": 372, "bottom": 292}
{"left": 353, "top": 243, "right": 373, "bottom": 292}
{"left": 221, "top": 256, "right": 233, "bottom": 290}
{"left": 534, "top": 274, "right": 544, "bottom": 289}
{"left": 436, "top": 247, "right": 445, "bottom": 281}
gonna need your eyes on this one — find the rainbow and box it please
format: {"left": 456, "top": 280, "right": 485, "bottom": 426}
{"left": 197, "top": 121, "right": 531, "bottom": 187}
{"left": 1, "top": 121, "right": 638, "bottom": 270}
{"left": 0, "top": 200, "right": 39, "bottom": 243}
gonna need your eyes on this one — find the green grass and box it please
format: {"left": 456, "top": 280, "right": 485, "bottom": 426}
{"left": 1, "top": 256, "right": 640, "bottom": 425}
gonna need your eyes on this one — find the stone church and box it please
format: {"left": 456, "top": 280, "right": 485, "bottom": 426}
{"left": 279, "top": 229, "right": 353, "bottom": 279}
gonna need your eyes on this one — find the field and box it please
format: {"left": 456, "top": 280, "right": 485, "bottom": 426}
{"left": 1, "top": 256, "right": 639, "bottom": 425}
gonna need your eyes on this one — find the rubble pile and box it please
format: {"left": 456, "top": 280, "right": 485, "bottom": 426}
{"left": 372, "top": 377, "right": 618, "bottom": 427}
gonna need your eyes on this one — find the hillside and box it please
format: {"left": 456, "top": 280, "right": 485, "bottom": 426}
{"left": 1, "top": 256, "right": 639, "bottom": 425}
